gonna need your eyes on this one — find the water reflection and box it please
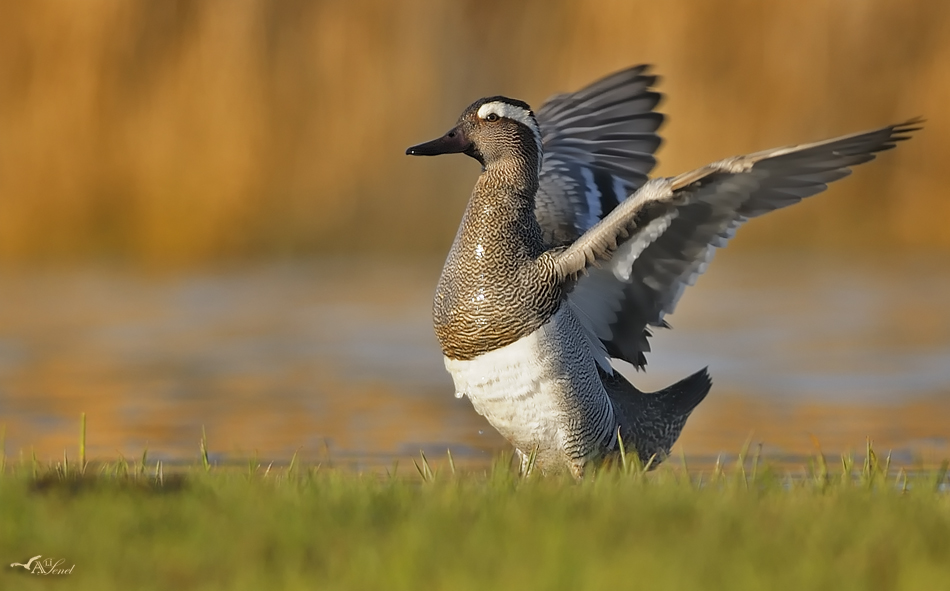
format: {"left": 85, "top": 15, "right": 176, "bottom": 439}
{"left": 1, "top": 252, "right": 948, "bottom": 469}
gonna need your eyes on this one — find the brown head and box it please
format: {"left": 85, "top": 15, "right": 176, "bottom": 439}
{"left": 406, "top": 96, "right": 543, "bottom": 175}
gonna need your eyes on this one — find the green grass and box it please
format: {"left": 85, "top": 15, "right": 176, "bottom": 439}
{"left": 2, "top": 426, "right": 949, "bottom": 590}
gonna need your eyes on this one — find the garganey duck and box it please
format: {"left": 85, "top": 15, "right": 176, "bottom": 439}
{"left": 406, "top": 65, "right": 919, "bottom": 477}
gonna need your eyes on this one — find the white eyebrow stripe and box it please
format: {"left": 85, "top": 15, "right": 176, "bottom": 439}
{"left": 477, "top": 101, "right": 535, "bottom": 128}
{"left": 476, "top": 101, "right": 543, "bottom": 171}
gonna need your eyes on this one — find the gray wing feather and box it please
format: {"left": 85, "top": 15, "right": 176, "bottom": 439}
{"left": 534, "top": 66, "right": 664, "bottom": 247}
{"left": 560, "top": 119, "right": 921, "bottom": 368}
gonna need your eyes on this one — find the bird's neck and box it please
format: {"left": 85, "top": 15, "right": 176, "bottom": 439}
{"left": 479, "top": 154, "right": 540, "bottom": 199}
{"left": 465, "top": 159, "right": 543, "bottom": 259}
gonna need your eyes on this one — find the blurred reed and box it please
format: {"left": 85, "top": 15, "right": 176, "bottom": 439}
{"left": 0, "top": 0, "right": 947, "bottom": 266}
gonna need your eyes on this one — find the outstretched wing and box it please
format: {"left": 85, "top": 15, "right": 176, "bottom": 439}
{"left": 534, "top": 65, "right": 664, "bottom": 247}
{"left": 552, "top": 119, "right": 922, "bottom": 368}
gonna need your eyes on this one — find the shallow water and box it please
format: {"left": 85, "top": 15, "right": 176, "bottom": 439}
{"left": 1, "top": 251, "right": 948, "bottom": 470}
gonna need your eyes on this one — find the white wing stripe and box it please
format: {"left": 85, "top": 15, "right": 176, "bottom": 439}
{"left": 579, "top": 167, "right": 602, "bottom": 230}
{"left": 610, "top": 212, "right": 677, "bottom": 282}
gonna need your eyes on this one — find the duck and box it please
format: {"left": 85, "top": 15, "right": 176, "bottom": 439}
{"left": 406, "top": 65, "right": 919, "bottom": 477}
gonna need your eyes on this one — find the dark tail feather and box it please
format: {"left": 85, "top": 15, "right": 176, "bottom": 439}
{"left": 602, "top": 366, "right": 712, "bottom": 466}
{"left": 601, "top": 366, "right": 711, "bottom": 420}
{"left": 658, "top": 367, "right": 712, "bottom": 417}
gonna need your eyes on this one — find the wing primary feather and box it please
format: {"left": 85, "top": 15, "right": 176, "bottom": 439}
{"left": 565, "top": 118, "right": 921, "bottom": 369}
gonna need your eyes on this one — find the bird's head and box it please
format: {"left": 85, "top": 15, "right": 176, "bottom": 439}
{"left": 406, "top": 96, "right": 542, "bottom": 173}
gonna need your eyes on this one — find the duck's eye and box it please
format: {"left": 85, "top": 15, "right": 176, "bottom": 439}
{"left": 484, "top": 113, "right": 499, "bottom": 122}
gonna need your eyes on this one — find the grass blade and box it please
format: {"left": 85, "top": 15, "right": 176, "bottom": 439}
{"left": 288, "top": 448, "right": 299, "bottom": 477}
{"left": 617, "top": 428, "right": 628, "bottom": 475}
{"left": 200, "top": 426, "right": 211, "bottom": 473}
{"left": 79, "top": 412, "right": 87, "bottom": 475}
{"left": 933, "top": 459, "right": 949, "bottom": 492}
{"left": 140, "top": 445, "right": 149, "bottom": 477}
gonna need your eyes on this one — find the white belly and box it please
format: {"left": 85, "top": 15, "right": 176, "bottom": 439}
{"left": 443, "top": 306, "right": 614, "bottom": 468}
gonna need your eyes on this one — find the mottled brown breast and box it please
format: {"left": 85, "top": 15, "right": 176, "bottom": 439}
{"left": 433, "top": 175, "right": 563, "bottom": 360}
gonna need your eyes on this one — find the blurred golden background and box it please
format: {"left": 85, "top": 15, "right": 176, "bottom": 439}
{"left": 2, "top": 1, "right": 949, "bottom": 466}
{"left": 1, "top": 0, "right": 948, "bottom": 267}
